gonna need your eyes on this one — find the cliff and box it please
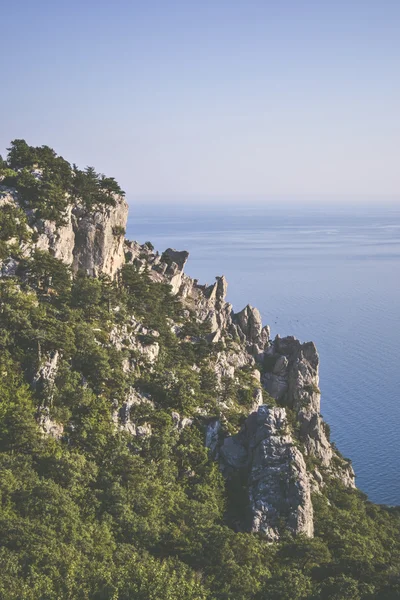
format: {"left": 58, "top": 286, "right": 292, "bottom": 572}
{"left": 0, "top": 187, "right": 128, "bottom": 278}
{"left": 2, "top": 141, "right": 398, "bottom": 600}
{"left": 123, "top": 239, "right": 355, "bottom": 540}
{"left": 0, "top": 174, "right": 354, "bottom": 541}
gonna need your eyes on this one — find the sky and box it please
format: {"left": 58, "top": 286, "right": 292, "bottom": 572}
{"left": 1, "top": 0, "right": 399, "bottom": 201}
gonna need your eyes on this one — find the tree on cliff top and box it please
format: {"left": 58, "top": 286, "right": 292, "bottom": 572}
{"left": 2, "top": 140, "right": 125, "bottom": 225}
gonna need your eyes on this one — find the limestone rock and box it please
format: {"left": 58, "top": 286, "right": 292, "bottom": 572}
{"left": 110, "top": 319, "right": 160, "bottom": 369}
{"left": 114, "top": 389, "right": 154, "bottom": 437}
{"left": 177, "top": 275, "right": 233, "bottom": 335}
{"left": 299, "top": 410, "right": 333, "bottom": 466}
{"left": 33, "top": 350, "right": 60, "bottom": 399}
{"left": 136, "top": 423, "right": 152, "bottom": 437}
{"left": 162, "top": 248, "right": 189, "bottom": 271}
{"left": 122, "top": 241, "right": 237, "bottom": 340}
{"left": 261, "top": 335, "right": 355, "bottom": 487}
{"left": 169, "top": 271, "right": 184, "bottom": 295}
{"left": 1, "top": 257, "right": 19, "bottom": 277}
{"left": 219, "top": 405, "right": 314, "bottom": 541}
{"left": 35, "top": 206, "right": 75, "bottom": 264}
{"left": 0, "top": 188, "right": 16, "bottom": 206}
{"left": 38, "top": 407, "right": 64, "bottom": 439}
{"left": 205, "top": 419, "right": 221, "bottom": 455}
{"left": 214, "top": 346, "right": 253, "bottom": 381}
{"left": 220, "top": 435, "right": 249, "bottom": 469}
{"left": 233, "top": 305, "right": 269, "bottom": 356}
{"left": 262, "top": 371, "right": 288, "bottom": 401}
{"left": 250, "top": 387, "right": 264, "bottom": 412}
{"left": 71, "top": 197, "right": 128, "bottom": 277}
{"left": 336, "top": 462, "right": 356, "bottom": 488}
{"left": 273, "top": 355, "right": 289, "bottom": 375}
{"left": 248, "top": 406, "right": 313, "bottom": 540}
{"left": 172, "top": 412, "right": 193, "bottom": 431}
{"left": 1, "top": 187, "right": 128, "bottom": 279}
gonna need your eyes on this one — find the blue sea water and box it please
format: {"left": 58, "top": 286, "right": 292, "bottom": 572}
{"left": 126, "top": 201, "right": 400, "bottom": 505}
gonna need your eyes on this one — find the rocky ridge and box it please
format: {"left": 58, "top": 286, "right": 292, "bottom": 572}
{"left": 0, "top": 189, "right": 355, "bottom": 541}
{"left": 121, "top": 238, "right": 355, "bottom": 538}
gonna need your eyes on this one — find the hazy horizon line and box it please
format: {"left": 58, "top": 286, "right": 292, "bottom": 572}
{"left": 127, "top": 193, "right": 400, "bottom": 206}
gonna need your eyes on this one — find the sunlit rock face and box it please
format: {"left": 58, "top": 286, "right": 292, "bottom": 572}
{"left": 1, "top": 186, "right": 128, "bottom": 278}
{"left": 262, "top": 335, "right": 355, "bottom": 486}
{"left": 35, "top": 205, "right": 76, "bottom": 265}
{"left": 71, "top": 197, "right": 128, "bottom": 277}
{"left": 218, "top": 405, "right": 314, "bottom": 541}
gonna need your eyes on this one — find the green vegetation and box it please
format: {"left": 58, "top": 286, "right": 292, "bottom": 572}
{"left": 304, "top": 383, "right": 321, "bottom": 395}
{"left": 112, "top": 225, "right": 126, "bottom": 237}
{"left": 0, "top": 140, "right": 125, "bottom": 226}
{"left": 0, "top": 144, "right": 400, "bottom": 598}
{"left": 0, "top": 203, "right": 31, "bottom": 260}
{"left": 0, "top": 254, "right": 399, "bottom": 599}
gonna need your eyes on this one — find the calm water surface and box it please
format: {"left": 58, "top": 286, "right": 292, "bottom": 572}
{"left": 127, "top": 202, "right": 400, "bottom": 505}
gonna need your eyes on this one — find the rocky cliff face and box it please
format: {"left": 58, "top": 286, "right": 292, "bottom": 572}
{"left": 1, "top": 186, "right": 128, "bottom": 278}
{"left": 216, "top": 405, "right": 314, "bottom": 541}
{"left": 71, "top": 201, "right": 128, "bottom": 277}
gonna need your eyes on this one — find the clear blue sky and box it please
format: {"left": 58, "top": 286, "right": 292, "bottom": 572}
{"left": 1, "top": 0, "right": 399, "bottom": 200}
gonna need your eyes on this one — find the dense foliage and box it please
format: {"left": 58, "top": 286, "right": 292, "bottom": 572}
{"left": 1, "top": 145, "right": 400, "bottom": 599}
{"left": 0, "top": 140, "right": 125, "bottom": 226}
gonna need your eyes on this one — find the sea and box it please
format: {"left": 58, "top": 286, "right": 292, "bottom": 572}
{"left": 126, "top": 201, "right": 400, "bottom": 506}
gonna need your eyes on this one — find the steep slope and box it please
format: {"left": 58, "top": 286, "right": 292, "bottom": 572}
{"left": 0, "top": 145, "right": 356, "bottom": 542}
{"left": 0, "top": 140, "right": 399, "bottom": 600}
{"left": 125, "top": 239, "right": 355, "bottom": 539}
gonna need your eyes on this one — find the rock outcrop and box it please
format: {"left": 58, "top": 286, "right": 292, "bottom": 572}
{"left": 71, "top": 199, "right": 128, "bottom": 277}
{"left": 35, "top": 206, "right": 76, "bottom": 265}
{"left": 0, "top": 186, "right": 128, "bottom": 278}
{"left": 110, "top": 317, "right": 160, "bottom": 371}
{"left": 262, "top": 335, "right": 355, "bottom": 485}
{"left": 32, "top": 351, "right": 64, "bottom": 439}
{"left": 123, "top": 238, "right": 355, "bottom": 510}
{"left": 38, "top": 408, "right": 64, "bottom": 439}
{"left": 113, "top": 388, "right": 154, "bottom": 438}
{"left": 162, "top": 248, "right": 189, "bottom": 271}
{"left": 216, "top": 405, "right": 314, "bottom": 541}
{"left": 232, "top": 305, "right": 270, "bottom": 356}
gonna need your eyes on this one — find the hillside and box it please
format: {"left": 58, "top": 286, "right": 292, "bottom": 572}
{"left": 0, "top": 140, "right": 400, "bottom": 599}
